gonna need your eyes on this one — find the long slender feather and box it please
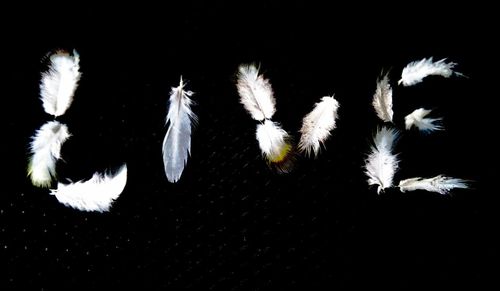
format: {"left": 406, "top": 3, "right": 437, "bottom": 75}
{"left": 405, "top": 108, "right": 443, "bottom": 132}
{"left": 162, "top": 77, "right": 197, "bottom": 183}
{"left": 40, "top": 50, "right": 81, "bottom": 117}
{"left": 236, "top": 64, "right": 275, "bottom": 121}
{"left": 364, "top": 126, "right": 400, "bottom": 194}
{"left": 398, "top": 57, "right": 461, "bottom": 86}
{"left": 256, "top": 120, "right": 293, "bottom": 172}
{"left": 28, "top": 121, "right": 70, "bottom": 187}
{"left": 50, "top": 164, "right": 127, "bottom": 212}
{"left": 372, "top": 73, "right": 393, "bottom": 123}
{"left": 398, "top": 175, "right": 468, "bottom": 195}
{"left": 298, "top": 96, "right": 339, "bottom": 156}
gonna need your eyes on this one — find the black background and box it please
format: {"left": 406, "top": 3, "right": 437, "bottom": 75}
{"left": 2, "top": 2, "right": 499, "bottom": 289}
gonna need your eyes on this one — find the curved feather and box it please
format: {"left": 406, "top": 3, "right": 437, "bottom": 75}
{"left": 28, "top": 121, "right": 70, "bottom": 187}
{"left": 398, "top": 175, "right": 468, "bottom": 195}
{"left": 40, "top": 50, "right": 81, "bottom": 117}
{"left": 398, "top": 57, "right": 459, "bottom": 86}
{"left": 298, "top": 96, "right": 339, "bottom": 156}
{"left": 256, "top": 120, "right": 293, "bottom": 172}
{"left": 405, "top": 108, "right": 443, "bottom": 132}
{"left": 50, "top": 164, "right": 127, "bottom": 212}
{"left": 162, "top": 78, "right": 197, "bottom": 183}
{"left": 364, "top": 126, "right": 400, "bottom": 194}
{"left": 372, "top": 73, "right": 393, "bottom": 123}
{"left": 236, "top": 64, "right": 275, "bottom": 121}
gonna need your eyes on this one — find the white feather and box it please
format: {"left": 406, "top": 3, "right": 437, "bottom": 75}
{"left": 399, "top": 57, "right": 460, "bottom": 86}
{"left": 28, "top": 121, "right": 70, "bottom": 187}
{"left": 256, "top": 120, "right": 290, "bottom": 162}
{"left": 50, "top": 164, "right": 127, "bottom": 212}
{"left": 298, "top": 96, "right": 339, "bottom": 156}
{"left": 372, "top": 73, "right": 393, "bottom": 123}
{"left": 398, "top": 175, "right": 468, "bottom": 195}
{"left": 236, "top": 64, "right": 276, "bottom": 121}
{"left": 364, "top": 126, "right": 400, "bottom": 194}
{"left": 40, "top": 50, "right": 81, "bottom": 117}
{"left": 162, "top": 77, "right": 197, "bottom": 183}
{"left": 405, "top": 108, "right": 443, "bottom": 132}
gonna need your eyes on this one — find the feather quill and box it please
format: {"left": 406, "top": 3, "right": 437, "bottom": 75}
{"left": 28, "top": 121, "right": 70, "bottom": 187}
{"left": 398, "top": 175, "right": 468, "bottom": 195}
{"left": 364, "top": 126, "right": 400, "bottom": 194}
{"left": 372, "top": 73, "right": 393, "bottom": 123}
{"left": 399, "top": 57, "right": 461, "bottom": 86}
{"left": 236, "top": 64, "right": 275, "bottom": 121}
{"left": 50, "top": 164, "right": 127, "bottom": 212}
{"left": 298, "top": 96, "right": 339, "bottom": 156}
{"left": 405, "top": 108, "right": 443, "bottom": 132}
{"left": 256, "top": 120, "right": 293, "bottom": 172}
{"left": 162, "top": 77, "right": 197, "bottom": 183}
{"left": 40, "top": 50, "right": 81, "bottom": 117}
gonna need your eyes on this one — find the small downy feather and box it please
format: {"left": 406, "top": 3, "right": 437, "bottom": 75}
{"left": 398, "top": 175, "right": 468, "bottom": 195}
{"left": 298, "top": 96, "right": 340, "bottom": 156}
{"left": 364, "top": 126, "right": 400, "bottom": 194}
{"left": 50, "top": 164, "right": 127, "bottom": 212}
{"left": 28, "top": 121, "right": 70, "bottom": 187}
{"left": 372, "top": 73, "right": 393, "bottom": 123}
{"left": 256, "top": 120, "right": 293, "bottom": 172}
{"left": 236, "top": 64, "right": 276, "bottom": 121}
{"left": 398, "top": 57, "right": 461, "bottom": 86}
{"left": 405, "top": 108, "right": 443, "bottom": 132}
{"left": 162, "top": 77, "right": 197, "bottom": 183}
{"left": 40, "top": 50, "right": 81, "bottom": 117}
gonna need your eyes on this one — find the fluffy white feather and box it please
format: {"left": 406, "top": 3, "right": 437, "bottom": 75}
{"left": 405, "top": 108, "right": 443, "bottom": 132}
{"left": 50, "top": 164, "right": 127, "bottom": 212}
{"left": 40, "top": 50, "right": 81, "bottom": 117}
{"left": 256, "top": 120, "right": 293, "bottom": 171}
{"left": 236, "top": 64, "right": 276, "bottom": 121}
{"left": 28, "top": 121, "right": 70, "bottom": 187}
{"left": 398, "top": 175, "right": 468, "bottom": 195}
{"left": 162, "top": 77, "right": 197, "bottom": 183}
{"left": 398, "top": 57, "right": 460, "bottom": 86}
{"left": 298, "top": 96, "right": 339, "bottom": 156}
{"left": 364, "top": 126, "right": 400, "bottom": 194}
{"left": 372, "top": 73, "right": 393, "bottom": 123}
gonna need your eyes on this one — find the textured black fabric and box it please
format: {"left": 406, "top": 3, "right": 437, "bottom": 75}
{"left": 2, "top": 2, "right": 498, "bottom": 290}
